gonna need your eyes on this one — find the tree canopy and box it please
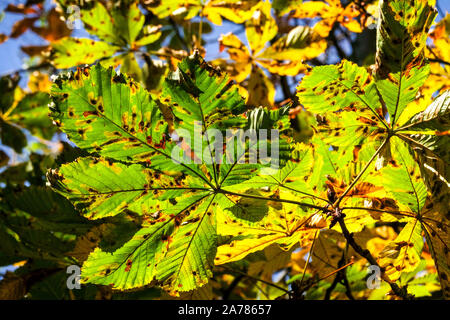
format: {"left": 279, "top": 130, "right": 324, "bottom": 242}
{"left": 0, "top": 0, "right": 449, "bottom": 300}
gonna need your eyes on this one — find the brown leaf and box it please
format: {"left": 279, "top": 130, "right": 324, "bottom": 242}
{"left": 21, "top": 45, "right": 50, "bottom": 57}
{"left": 30, "top": 8, "right": 71, "bottom": 41}
{"left": 0, "top": 272, "right": 26, "bottom": 300}
{"left": 0, "top": 34, "right": 7, "bottom": 44}
{"left": 10, "top": 17, "right": 39, "bottom": 38}
{"left": 5, "top": 4, "right": 40, "bottom": 15}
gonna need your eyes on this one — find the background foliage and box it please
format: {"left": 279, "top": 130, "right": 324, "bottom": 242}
{"left": 0, "top": 0, "right": 449, "bottom": 300}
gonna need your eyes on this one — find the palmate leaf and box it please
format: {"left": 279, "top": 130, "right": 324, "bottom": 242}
{"left": 395, "top": 92, "right": 450, "bottom": 298}
{"left": 48, "top": 53, "right": 278, "bottom": 295}
{"left": 375, "top": 138, "right": 446, "bottom": 285}
{"left": 52, "top": 2, "right": 161, "bottom": 69}
{"left": 395, "top": 93, "right": 449, "bottom": 297}
{"left": 216, "top": 1, "right": 325, "bottom": 105}
{"left": 296, "top": 60, "right": 389, "bottom": 164}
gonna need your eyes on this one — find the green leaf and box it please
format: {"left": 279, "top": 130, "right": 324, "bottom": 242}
{"left": 297, "top": 60, "right": 382, "bottom": 115}
{"left": 80, "top": 2, "right": 118, "bottom": 44}
{"left": 246, "top": 105, "right": 290, "bottom": 131}
{"left": 162, "top": 52, "right": 248, "bottom": 185}
{"left": 81, "top": 193, "right": 216, "bottom": 294}
{"left": 378, "top": 219, "right": 423, "bottom": 282}
{"left": 0, "top": 119, "right": 27, "bottom": 153}
{"left": 399, "top": 91, "right": 450, "bottom": 170}
{"left": 375, "top": 64, "right": 430, "bottom": 125}
{"left": 162, "top": 53, "right": 247, "bottom": 134}
{"left": 216, "top": 190, "right": 318, "bottom": 264}
{"left": 50, "top": 64, "right": 170, "bottom": 164}
{"left": 52, "top": 38, "right": 120, "bottom": 69}
{"left": 397, "top": 91, "right": 449, "bottom": 216}
{"left": 272, "top": 0, "right": 303, "bottom": 16}
{"left": 49, "top": 54, "right": 273, "bottom": 295}
{"left": 401, "top": 90, "right": 450, "bottom": 134}
{"left": 375, "top": 0, "right": 437, "bottom": 75}
{"left": 375, "top": 0, "right": 437, "bottom": 125}
{"left": 5, "top": 186, "right": 91, "bottom": 235}
{"left": 112, "top": 2, "right": 145, "bottom": 45}
{"left": 0, "top": 75, "right": 19, "bottom": 114}
{"left": 223, "top": 144, "right": 322, "bottom": 203}
{"left": 8, "top": 92, "right": 55, "bottom": 140}
{"left": 380, "top": 137, "right": 427, "bottom": 213}
{"left": 48, "top": 157, "right": 207, "bottom": 219}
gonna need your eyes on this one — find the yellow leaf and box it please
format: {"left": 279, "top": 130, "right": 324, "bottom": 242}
{"left": 204, "top": 0, "right": 259, "bottom": 25}
{"left": 378, "top": 220, "right": 423, "bottom": 281}
{"left": 247, "top": 66, "right": 275, "bottom": 107}
{"left": 257, "top": 60, "right": 309, "bottom": 76}
{"left": 216, "top": 191, "right": 320, "bottom": 264}
{"left": 28, "top": 72, "right": 52, "bottom": 93}
{"left": 246, "top": 1, "right": 277, "bottom": 55}
{"left": 293, "top": 0, "right": 364, "bottom": 37}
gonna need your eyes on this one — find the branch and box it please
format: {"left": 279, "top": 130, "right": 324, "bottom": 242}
{"left": 169, "top": 17, "right": 189, "bottom": 52}
{"left": 337, "top": 212, "right": 414, "bottom": 300}
{"left": 324, "top": 244, "right": 355, "bottom": 300}
{"left": 0, "top": 62, "right": 54, "bottom": 78}
{"left": 329, "top": 23, "right": 348, "bottom": 61}
{"left": 219, "top": 265, "right": 290, "bottom": 295}
{"left": 428, "top": 58, "right": 450, "bottom": 67}
{"left": 222, "top": 274, "right": 244, "bottom": 300}
{"left": 280, "top": 76, "right": 292, "bottom": 100}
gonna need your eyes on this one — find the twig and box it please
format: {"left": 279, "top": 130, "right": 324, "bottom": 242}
{"left": 219, "top": 265, "right": 290, "bottom": 294}
{"left": 169, "top": 17, "right": 189, "bottom": 52}
{"left": 280, "top": 76, "right": 292, "bottom": 100}
{"left": 428, "top": 58, "right": 450, "bottom": 67}
{"left": 222, "top": 274, "right": 244, "bottom": 300}
{"left": 324, "top": 244, "right": 354, "bottom": 300}
{"left": 0, "top": 62, "right": 53, "bottom": 78}
{"left": 337, "top": 212, "right": 413, "bottom": 300}
{"left": 329, "top": 23, "right": 348, "bottom": 61}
